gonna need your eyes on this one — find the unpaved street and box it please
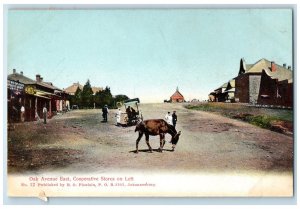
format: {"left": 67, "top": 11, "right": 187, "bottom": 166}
{"left": 8, "top": 103, "right": 293, "bottom": 175}
{"left": 7, "top": 103, "right": 294, "bottom": 197}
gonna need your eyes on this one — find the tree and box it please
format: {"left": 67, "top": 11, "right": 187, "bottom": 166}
{"left": 81, "top": 79, "right": 94, "bottom": 108}
{"left": 94, "top": 86, "right": 114, "bottom": 108}
{"left": 70, "top": 86, "right": 82, "bottom": 108}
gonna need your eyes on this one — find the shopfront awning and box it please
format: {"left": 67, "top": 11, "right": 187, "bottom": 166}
{"left": 34, "top": 93, "right": 51, "bottom": 99}
{"left": 34, "top": 90, "right": 55, "bottom": 100}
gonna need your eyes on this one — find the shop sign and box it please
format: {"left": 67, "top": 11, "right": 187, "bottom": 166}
{"left": 25, "top": 85, "right": 36, "bottom": 95}
{"left": 7, "top": 80, "right": 24, "bottom": 91}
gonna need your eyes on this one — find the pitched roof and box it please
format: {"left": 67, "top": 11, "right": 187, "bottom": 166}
{"left": 64, "top": 83, "right": 83, "bottom": 94}
{"left": 245, "top": 58, "right": 292, "bottom": 74}
{"left": 65, "top": 83, "right": 103, "bottom": 94}
{"left": 225, "top": 79, "right": 235, "bottom": 91}
{"left": 214, "top": 82, "right": 228, "bottom": 91}
{"left": 92, "top": 87, "right": 103, "bottom": 94}
{"left": 36, "top": 81, "right": 57, "bottom": 90}
{"left": 43, "top": 82, "right": 62, "bottom": 91}
{"left": 263, "top": 67, "right": 293, "bottom": 83}
{"left": 8, "top": 72, "right": 35, "bottom": 84}
{"left": 170, "top": 89, "right": 184, "bottom": 99}
{"left": 245, "top": 64, "right": 254, "bottom": 70}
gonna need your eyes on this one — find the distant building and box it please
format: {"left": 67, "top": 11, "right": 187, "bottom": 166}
{"left": 65, "top": 82, "right": 103, "bottom": 95}
{"left": 64, "top": 82, "right": 83, "bottom": 96}
{"left": 213, "top": 82, "right": 228, "bottom": 102}
{"left": 170, "top": 87, "right": 185, "bottom": 103}
{"left": 224, "top": 79, "right": 235, "bottom": 102}
{"left": 257, "top": 66, "right": 293, "bottom": 107}
{"left": 208, "top": 92, "right": 216, "bottom": 102}
{"left": 7, "top": 69, "right": 69, "bottom": 122}
{"left": 209, "top": 58, "right": 293, "bottom": 107}
{"left": 235, "top": 58, "right": 292, "bottom": 104}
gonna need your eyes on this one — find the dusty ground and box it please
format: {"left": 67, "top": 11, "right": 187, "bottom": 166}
{"left": 7, "top": 103, "right": 293, "bottom": 175}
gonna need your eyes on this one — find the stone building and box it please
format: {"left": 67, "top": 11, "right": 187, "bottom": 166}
{"left": 257, "top": 66, "right": 293, "bottom": 107}
{"left": 235, "top": 58, "right": 292, "bottom": 105}
{"left": 209, "top": 58, "right": 293, "bottom": 107}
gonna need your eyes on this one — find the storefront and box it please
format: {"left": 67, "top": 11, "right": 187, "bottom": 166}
{"left": 7, "top": 79, "right": 25, "bottom": 122}
{"left": 8, "top": 70, "right": 69, "bottom": 122}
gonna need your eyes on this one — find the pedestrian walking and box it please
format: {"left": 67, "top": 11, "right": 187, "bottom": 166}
{"left": 43, "top": 106, "right": 47, "bottom": 124}
{"left": 102, "top": 105, "right": 109, "bottom": 122}
{"left": 172, "top": 111, "right": 177, "bottom": 128}
{"left": 164, "top": 112, "right": 173, "bottom": 125}
{"left": 20, "top": 105, "right": 25, "bottom": 122}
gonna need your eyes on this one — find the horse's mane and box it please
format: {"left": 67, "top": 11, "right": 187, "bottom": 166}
{"left": 166, "top": 122, "right": 177, "bottom": 134}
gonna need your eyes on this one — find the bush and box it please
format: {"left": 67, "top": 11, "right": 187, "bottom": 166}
{"left": 185, "top": 103, "right": 292, "bottom": 131}
{"left": 246, "top": 115, "right": 274, "bottom": 129}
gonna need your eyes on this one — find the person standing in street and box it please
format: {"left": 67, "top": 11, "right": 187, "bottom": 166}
{"left": 115, "top": 108, "right": 122, "bottom": 126}
{"left": 20, "top": 105, "right": 25, "bottom": 122}
{"left": 102, "top": 105, "right": 109, "bottom": 122}
{"left": 43, "top": 106, "right": 47, "bottom": 124}
{"left": 172, "top": 111, "right": 177, "bottom": 128}
{"left": 164, "top": 112, "right": 173, "bottom": 125}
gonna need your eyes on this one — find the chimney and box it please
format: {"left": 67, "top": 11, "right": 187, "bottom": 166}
{"left": 40, "top": 77, "right": 43, "bottom": 82}
{"left": 288, "top": 66, "right": 291, "bottom": 70}
{"left": 20, "top": 71, "right": 23, "bottom": 75}
{"left": 271, "top": 61, "right": 276, "bottom": 72}
{"left": 283, "top": 63, "right": 286, "bottom": 68}
{"left": 36, "top": 74, "right": 41, "bottom": 82}
{"left": 13, "top": 69, "right": 16, "bottom": 74}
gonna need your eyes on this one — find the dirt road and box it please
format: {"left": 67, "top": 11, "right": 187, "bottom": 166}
{"left": 8, "top": 103, "right": 293, "bottom": 174}
{"left": 7, "top": 103, "right": 294, "bottom": 197}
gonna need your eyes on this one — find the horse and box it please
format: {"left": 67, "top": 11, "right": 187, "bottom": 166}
{"left": 134, "top": 119, "right": 181, "bottom": 153}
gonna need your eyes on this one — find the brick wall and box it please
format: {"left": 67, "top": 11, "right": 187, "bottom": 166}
{"left": 258, "top": 71, "right": 293, "bottom": 107}
{"left": 235, "top": 74, "right": 249, "bottom": 103}
{"left": 257, "top": 71, "right": 277, "bottom": 105}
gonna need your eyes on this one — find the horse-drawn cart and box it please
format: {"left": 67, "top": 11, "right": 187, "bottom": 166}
{"left": 121, "top": 98, "right": 143, "bottom": 126}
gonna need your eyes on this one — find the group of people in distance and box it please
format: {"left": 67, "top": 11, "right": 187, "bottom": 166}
{"left": 164, "top": 111, "right": 177, "bottom": 128}
{"left": 103, "top": 104, "right": 178, "bottom": 128}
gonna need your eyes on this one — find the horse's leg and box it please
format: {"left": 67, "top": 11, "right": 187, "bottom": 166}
{"left": 159, "top": 134, "right": 165, "bottom": 152}
{"left": 145, "top": 133, "right": 153, "bottom": 153}
{"left": 136, "top": 132, "right": 143, "bottom": 153}
{"left": 171, "top": 144, "right": 175, "bottom": 152}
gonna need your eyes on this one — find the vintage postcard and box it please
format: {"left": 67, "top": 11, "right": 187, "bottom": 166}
{"left": 5, "top": 6, "right": 294, "bottom": 199}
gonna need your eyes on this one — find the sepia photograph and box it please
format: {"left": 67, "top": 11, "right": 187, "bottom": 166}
{"left": 4, "top": 5, "right": 294, "bottom": 200}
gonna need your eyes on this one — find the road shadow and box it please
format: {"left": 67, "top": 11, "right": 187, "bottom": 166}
{"left": 129, "top": 148, "right": 174, "bottom": 153}
{"left": 115, "top": 123, "right": 128, "bottom": 127}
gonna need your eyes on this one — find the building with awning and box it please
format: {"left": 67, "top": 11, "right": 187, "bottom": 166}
{"left": 8, "top": 69, "right": 36, "bottom": 122}
{"left": 7, "top": 69, "right": 69, "bottom": 122}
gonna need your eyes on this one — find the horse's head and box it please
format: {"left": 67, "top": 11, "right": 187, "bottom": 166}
{"left": 171, "top": 131, "right": 181, "bottom": 145}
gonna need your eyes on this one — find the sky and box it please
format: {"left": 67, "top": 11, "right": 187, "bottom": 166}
{"left": 7, "top": 9, "right": 293, "bottom": 103}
